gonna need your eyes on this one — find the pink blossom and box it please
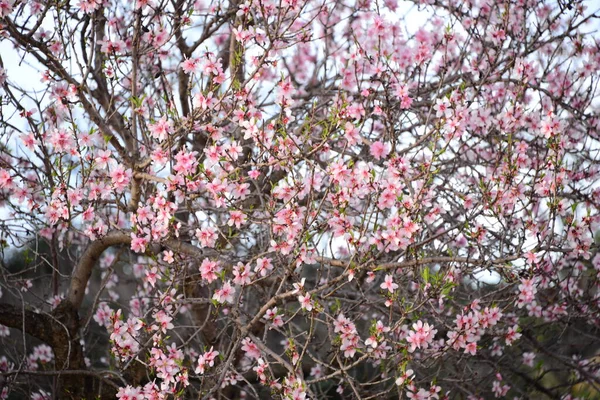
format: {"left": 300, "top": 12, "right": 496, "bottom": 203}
{"left": 153, "top": 310, "right": 174, "bottom": 334}
{"left": 77, "top": 0, "right": 101, "bottom": 13}
{"left": 264, "top": 307, "right": 284, "bottom": 328}
{"left": 406, "top": 321, "right": 437, "bottom": 352}
{"left": 227, "top": 210, "right": 247, "bottom": 228}
{"left": 181, "top": 57, "right": 200, "bottom": 74}
{"left": 149, "top": 117, "right": 172, "bottom": 142}
{"left": 130, "top": 234, "right": 148, "bottom": 253}
{"left": 254, "top": 257, "right": 273, "bottom": 277}
{"left": 195, "top": 226, "right": 218, "bottom": 248}
{"left": 110, "top": 165, "right": 132, "bottom": 193}
{"left": 213, "top": 281, "right": 235, "bottom": 304}
{"left": 395, "top": 369, "right": 414, "bottom": 386}
{"left": 199, "top": 259, "right": 221, "bottom": 283}
{"left": 195, "top": 347, "right": 219, "bottom": 374}
{"left": 505, "top": 325, "right": 522, "bottom": 346}
{"left": 193, "top": 91, "right": 214, "bottom": 110}
{"left": 370, "top": 141, "right": 391, "bottom": 160}
{"left": 241, "top": 337, "right": 260, "bottom": 360}
{"left": 380, "top": 274, "right": 399, "bottom": 293}
{"left": 233, "top": 262, "right": 252, "bottom": 285}
{"left": 298, "top": 294, "right": 313, "bottom": 311}
{"left": 145, "top": 267, "right": 159, "bottom": 287}
{"left": 116, "top": 385, "right": 144, "bottom": 400}
{"left": 0, "top": 0, "right": 14, "bottom": 17}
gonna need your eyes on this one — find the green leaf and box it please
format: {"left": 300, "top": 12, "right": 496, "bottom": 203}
{"left": 441, "top": 282, "right": 454, "bottom": 297}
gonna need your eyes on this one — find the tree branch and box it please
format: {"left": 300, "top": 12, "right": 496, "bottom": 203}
{"left": 0, "top": 303, "right": 56, "bottom": 345}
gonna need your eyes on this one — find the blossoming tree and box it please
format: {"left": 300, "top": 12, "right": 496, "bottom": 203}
{"left": 0, "top": 0, "right": 600, "bottom": 398}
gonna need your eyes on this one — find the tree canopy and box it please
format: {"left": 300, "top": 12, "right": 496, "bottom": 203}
{"left": 0, "top": 0, "right": 600, "bottom": 399}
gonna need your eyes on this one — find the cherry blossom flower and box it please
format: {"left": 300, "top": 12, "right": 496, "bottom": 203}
{"left": 370, "top": 141, "right": 391, "bottom": 160}
{"left": 199, "top": 259, "right": 221, "bottom": 283}
{"left": 406, "top": 321, "right": 437, "bottom": 353}
{"left": 195, "top": 347, "right": 219, "bottom": 374}
{"left": 181, "top": 57, "right": 200, "bottom": 74}
{"left": 241, "top": 337, "right": 260, "bottom": 360}
{"left": 380, "top": 274, "right": 399, "bottom": 293}
{"left": 395, "top": 369, "right": 414, "bottom": 386}
{"left": 110, "top": 165, "right": 132, "bottom": 193}
{"left": 153, "top": 310, "right": 174, "bottom": 334}
{"left": 213, "top": 281, "right": 236, "bottom": 304}
{"left": 149, "top": 117, "right": 172, "bottom": 142}
{"left": 298, "top": 294, "right": 313, "bottom": 311}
